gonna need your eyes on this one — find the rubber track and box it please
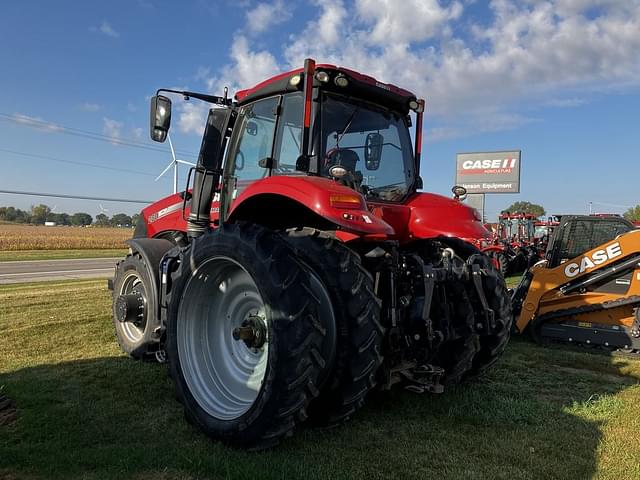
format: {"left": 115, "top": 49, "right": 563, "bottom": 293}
{"left": 534, "top": 295, "right": 640, "bottom": 324}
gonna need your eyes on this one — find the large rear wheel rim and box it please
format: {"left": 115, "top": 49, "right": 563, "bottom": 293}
{"left": 177, "top": 256, "right": 269, "bottom": 421}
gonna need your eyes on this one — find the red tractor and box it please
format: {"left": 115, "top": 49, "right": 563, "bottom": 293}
{"left": 110, "top": 59, "right": 512, "bottom": 448}
{"left": 482, "top": 212, "right": 540, "bottom": 276}
{"left": 533, "top": 215, "right": 560, "bottom": 254}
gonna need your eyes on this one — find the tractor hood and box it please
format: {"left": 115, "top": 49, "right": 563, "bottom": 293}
{"left": 369, "top": 192, "right": 492, "bottom": 244}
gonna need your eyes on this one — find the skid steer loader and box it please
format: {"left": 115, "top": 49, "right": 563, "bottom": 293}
{"left": 511, "top": 215, "right": 640, "bottom": 352}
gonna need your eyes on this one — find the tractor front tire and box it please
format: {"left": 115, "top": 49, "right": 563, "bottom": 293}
{"left": 285, "top": 228, "right": 383, "bottom": 425}
{"left": 165, "top": 223, "right": 326, "bottom": 449}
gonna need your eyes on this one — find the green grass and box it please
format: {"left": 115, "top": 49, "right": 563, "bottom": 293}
{"left": 1, "top": 280, "right": 639, "bottom": 480}
{"left": 0, "top": 249, "right": 128, "bottom": 262}
{"left": 505, "top": 274, "right": 523, "bottom": 289}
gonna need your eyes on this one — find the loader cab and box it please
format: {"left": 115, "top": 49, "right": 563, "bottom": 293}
{"left": 546, "top": 215, "right": 634, "bottom": 268}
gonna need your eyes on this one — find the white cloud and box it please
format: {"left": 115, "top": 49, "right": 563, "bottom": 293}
{"left": 176, "top": 35, "right": 280, "bottom": 133}
{"left": 80, "top": 102, "right": 101, "bottom": 112}
{"left": 545, "top": 97, "right": 588, "bottom": 108}
{"left": 356, "top": 0, "right": 462, "bottom": 44}
{"left": 131, "top": 127, "right": 143, "bottom": 139}
{"left": 102, "top": 117, "right": 123, "bottom": 144}
{"left": 182, "top": 0, "right": 640, "bottom": 138}
{"left": 177, "top": 102, "right": 208, "bottom": 135}
{"left": 90, "top": 21, "right": 120, "bottom": 38}
{"left": 10, "top": 113, "right": 64, "bottom": 133}
{"left": 246, "top": 0, "right": 292, "bottom": 34}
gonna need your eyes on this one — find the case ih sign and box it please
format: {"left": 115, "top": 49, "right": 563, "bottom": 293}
{"left": 455, "top": 150, "right": 521, "bottom": 193}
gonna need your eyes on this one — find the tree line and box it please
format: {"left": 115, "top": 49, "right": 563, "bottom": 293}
{"left": 502, "top": 201, "right": 640, "bottom": 222}
{"left": 0, "top": 204, "right": 140, "bottom": 227}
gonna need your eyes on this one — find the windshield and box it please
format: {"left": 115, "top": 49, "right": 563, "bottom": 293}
{"left": 319, "top": 93, "right": 416, "bottom": 202}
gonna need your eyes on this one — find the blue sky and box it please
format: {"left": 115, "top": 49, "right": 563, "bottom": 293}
{"left": 0, "top": 0, "right": 639, "bottom": 219}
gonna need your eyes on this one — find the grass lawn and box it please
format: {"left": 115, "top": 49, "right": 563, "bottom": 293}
{"left": 1, "top": 280, "right": 639, "bottom": 480}
{"left": 0, "top": 249, "right": 128, "bottom": 262}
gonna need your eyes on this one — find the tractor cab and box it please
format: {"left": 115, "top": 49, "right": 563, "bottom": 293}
{"left": 229, "top": 62, "right": 420, "bottom": 204}
{"left": 497, "top": 212, "right": 537, "bottom": 244}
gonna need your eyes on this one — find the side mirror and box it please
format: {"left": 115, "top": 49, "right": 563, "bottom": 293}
{"left": 365, "top": 132, "right": 383, "bottom": 170}
{"left": 150, "top": 95, "right": 172, "bottom": 142}
{"left": 451, "top": 185, "right": 467, "bottom": 200}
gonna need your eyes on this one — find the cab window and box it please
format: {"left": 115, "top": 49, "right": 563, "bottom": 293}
{"left": 233, "top": 96, "right": 278, "bottom": 190}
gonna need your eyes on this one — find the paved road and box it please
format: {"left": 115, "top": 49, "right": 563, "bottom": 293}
{"left": 0, "top": 258, "right": 119, "bottom": 284}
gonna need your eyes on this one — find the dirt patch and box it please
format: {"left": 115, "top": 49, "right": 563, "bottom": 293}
{"left": 0, "top": 393, "right": 18, "bottom": 426}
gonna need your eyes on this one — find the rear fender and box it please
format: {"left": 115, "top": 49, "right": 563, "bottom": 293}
{"left": 404, "top": 192, "right": 492, "bottom": 243}
{"left": 228, "top": 176, "right": 394, "bottom": 236}
{"left": 123, "top": 238, "right": 176, "bottom": 320}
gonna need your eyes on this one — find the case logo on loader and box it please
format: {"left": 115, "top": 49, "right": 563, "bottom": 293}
{"left": 564, "top": 242, "right": 622, "bottom": 278}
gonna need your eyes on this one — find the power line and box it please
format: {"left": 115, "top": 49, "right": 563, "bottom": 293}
{"left": 0, "top": 113, "right": 199, "bottom": 158}
{"left": 0, "top": 147, "right": 163, "bottom": 178}
{"left": 0, "top": 189, "right": 153, "bottom": 204}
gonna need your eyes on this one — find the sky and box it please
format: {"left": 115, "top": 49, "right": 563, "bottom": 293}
{"left": 0, "top": 0, "right": 639, "bottom": 220}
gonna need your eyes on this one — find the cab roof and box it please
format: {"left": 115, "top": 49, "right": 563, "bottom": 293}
{"left": 234, "top": 64, "right": 418, "bottom": 114}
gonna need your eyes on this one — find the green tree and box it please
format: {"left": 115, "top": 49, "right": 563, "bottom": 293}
{"left": 31, "top": 204, "right": 51, "bottom": 224}
{"left": 71, "top": 212, "right": 93, "bottom": 226}
{"left": 623, "top": 205, "right": 640, "bottom": 222}
{"left": 504, "top": 201, "right": 545, "bottom": 218}
{"left": 110, "top": 213, "right": 132, "bottom": 227}
{"left": 14, "top": 208, "right": 31, "bottom": 223}
{"left": 131, "top": 213, "right": 141, "bottom": 227}
{"left": 3, "top": 207, "right": 17, "bottom": 222}
{"left": 48, "top": 212, "right": 70, "bottom": 225}
{"left": 94, "top": 213, "right": 110, "bottom": 226}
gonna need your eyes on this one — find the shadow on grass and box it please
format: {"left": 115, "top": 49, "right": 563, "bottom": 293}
{"left": 1, "top": 339, "right": 638, "bottom": 480}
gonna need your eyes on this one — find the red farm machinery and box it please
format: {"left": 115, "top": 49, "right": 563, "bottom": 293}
{"left": 109, "top": 59, "right": 512, "bottom": 448}
{"left": 482, "top": 212, "right": 544, "bottom": 276}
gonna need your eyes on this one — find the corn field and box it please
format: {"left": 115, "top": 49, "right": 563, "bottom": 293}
{"left": 0, "top": 224, "right": 131, "bottom": 250}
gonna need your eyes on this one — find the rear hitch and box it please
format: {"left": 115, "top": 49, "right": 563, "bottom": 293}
{"left": 468, "top": 260, "right": 496, "bottom": 332}
{"left": 401, "top": 364, "right": 444, "bottom": 394}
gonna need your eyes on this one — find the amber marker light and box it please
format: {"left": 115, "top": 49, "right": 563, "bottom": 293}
{"left": 329, "top": 194, "right": 363, "bottom": 209}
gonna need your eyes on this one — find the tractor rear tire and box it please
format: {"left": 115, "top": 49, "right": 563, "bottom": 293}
{"left": 112, "top": 253, "right": 159, "bottom": 359}
{"left": 432, "top": 283, "right": 480, "bottom": 385}
{"left": 285, "top": 228, "right": 383, "bottom": 425}
{"left": 488, "top": 251, "right": 509, "bottom": 277}
{"left": 165, "top": 223, "right": 326, "bottom": 449}
{"left": 467, "top": 255, "right": 513, "bottom": 377}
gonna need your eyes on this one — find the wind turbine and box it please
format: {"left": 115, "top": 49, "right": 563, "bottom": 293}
{"left": 155, "top": 133, "right": 196, "bottom": 194}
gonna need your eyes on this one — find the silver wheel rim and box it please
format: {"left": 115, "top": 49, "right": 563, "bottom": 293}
{"left": 177, "top": 256, "right": 269, "bottom": 421}
{"left": 117, "top": 271, "right": 146, "bottom": 343}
